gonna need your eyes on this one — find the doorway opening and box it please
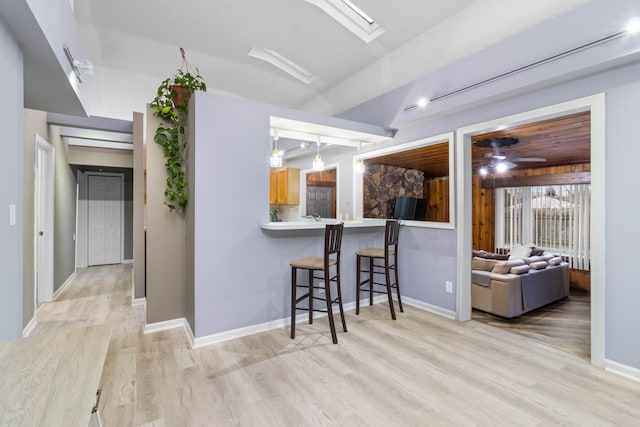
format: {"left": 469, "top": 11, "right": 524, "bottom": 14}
{"left": 75, "top": 167, "right": 133, "bottom": 268}
{"left": 306, "top": 168, "right": 337, "bottom": 218}
{"left": 456, "top": 94, "right": 605, "bottom": 367}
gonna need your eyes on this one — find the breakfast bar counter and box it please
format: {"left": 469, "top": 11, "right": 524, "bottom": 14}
{"left": 260, "top": 218, "right": 387, "bottom": 231}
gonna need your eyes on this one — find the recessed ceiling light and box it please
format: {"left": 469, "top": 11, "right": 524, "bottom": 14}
{"left": 417, "top": 97, "right": 430, "bottom": 108}
{"left": 626, "top": 17, "right": 640, "bottom": 35}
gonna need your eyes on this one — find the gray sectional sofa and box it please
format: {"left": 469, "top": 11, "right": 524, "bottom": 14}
{"left": 471, "top": 249, "right": 570, "bottom": 318}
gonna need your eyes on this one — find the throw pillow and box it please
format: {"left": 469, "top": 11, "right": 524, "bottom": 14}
{"left": 529, "top": 260, "right": 548, "bottom": 270}
{"left": 492, "top": 259, "right": 525, "bottom": 274}
{"left": 510, "top": 265, "right": 530, "bottom": 275}
{"left": 509, "top": 243, "right": 532, "bottom": 260}
{"left": 525, "top": 243, "right": 546, "bottom": 256}
{"left": 548, "top": 256, "right": 563, "bottom": 265}
{"left": 472, "top": 257, "right": 498, "bottom": 271}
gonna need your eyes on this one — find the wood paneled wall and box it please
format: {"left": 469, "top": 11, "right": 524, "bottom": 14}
{"left": 424, "top": 176, "right": 450, "bottom": 222}
{"left": 472, "top": 174, "right": 496, "bottom": 251}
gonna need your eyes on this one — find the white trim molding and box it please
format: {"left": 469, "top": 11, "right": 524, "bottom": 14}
{"left": 605, "top": 359, "right": 640, "bottom": 383}
{"left": 131, "top": 297, "right": 146, "bottom": 306}
{"left": 53, "top": 271, "right": 77, "bottom": 300}
{"left": 143, "top": 317, "right": 195, "bottom": 348}
{"left": 401, "top": 296, "right": 457, "bottom": 320}
{"left": 123, "top": 259, "right": 134, "bottom": 264}
{"left": 192, "top": 296, "right": 455, "bottom": 350}
{"left": 22, "top": 317, "right": 38, "bottom": 337}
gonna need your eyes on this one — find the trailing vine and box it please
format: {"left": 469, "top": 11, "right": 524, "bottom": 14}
{"left": 150, "top": 48, "right": 207, "bottom": 212}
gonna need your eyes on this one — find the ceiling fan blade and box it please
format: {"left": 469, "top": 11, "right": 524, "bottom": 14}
{"left": 510, "top": 157, "right": 546, "bottom": 162}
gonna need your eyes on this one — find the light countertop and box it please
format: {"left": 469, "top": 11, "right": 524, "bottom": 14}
{"left": 260, "top": 218, "right": 387, "bottom": 230}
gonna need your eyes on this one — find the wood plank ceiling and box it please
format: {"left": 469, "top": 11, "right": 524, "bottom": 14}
{"left": 364, "top": 111, "right": 591, "bottom": 177}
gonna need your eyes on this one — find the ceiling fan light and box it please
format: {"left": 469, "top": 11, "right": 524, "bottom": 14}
{"left": 495, "top": 161, "right": 508, "bottom": 173}
{"left": 479, "top": 167, "right": 489, "bottom": 176}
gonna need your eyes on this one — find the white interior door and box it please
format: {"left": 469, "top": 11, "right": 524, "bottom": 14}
{"left": 35, "top": 135, "right": 54, "bottom": 306}
{"left": 88, "top": 174, "right": 123, "bottom": 266}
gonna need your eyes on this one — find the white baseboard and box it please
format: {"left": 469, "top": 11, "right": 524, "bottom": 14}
{"left": 22, "top": 316, "right": 38, "bottom": 337}
{"left": 400, "top": 296, "right": 457, "bottom": 320}
{"left": 143, "top": 317, "right": 195, "bottom": 347}
{"left": 53, "top": 270, "right": 77, "bottom": 300}
{"left": 192, "top": 295, "right": 454, "bottom": 349}
{"left": 123, "top": 259, "right": 134, "bottom": 264}
{"left": 131, "top": 297, "right": 146, "bottom": 306}
{"left": 605, "top": 359, "right": 640, "bottom": 383}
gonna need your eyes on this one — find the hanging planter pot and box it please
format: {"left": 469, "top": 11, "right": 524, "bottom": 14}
{"left": 150, "top": 48, "right": 207, "bottom": 212}
{"left": 171, "top": 85, "right": 192, "bottom": 108}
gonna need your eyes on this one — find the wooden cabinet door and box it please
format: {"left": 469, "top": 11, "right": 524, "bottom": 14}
{"left": 276, "top": 169, "right": 288, "bottom": 204}
{"left": 270, "top": 168, "right": 300, "bottom": 205}
{"left": 269, "top": 170, "right": 278, "bottom": 205}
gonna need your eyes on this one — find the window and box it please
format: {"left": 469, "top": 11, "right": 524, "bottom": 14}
{"left": 496, "top": 184, "right": 591, "bottom": 270}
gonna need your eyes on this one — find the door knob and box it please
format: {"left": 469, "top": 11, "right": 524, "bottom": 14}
{"left": 39, "top": 231, "right": 44, "bottom": 236}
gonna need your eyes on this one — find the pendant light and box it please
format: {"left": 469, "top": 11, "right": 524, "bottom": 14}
{"left": 313, "top": 137, "right": 324, "bottom": 171}
{"left": 270, "top": 129, "right": 283, "bottom": 168}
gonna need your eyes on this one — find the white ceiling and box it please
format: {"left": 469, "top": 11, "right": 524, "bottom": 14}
{"left": 74, "top": 0, "right": 588, "bottom": 116}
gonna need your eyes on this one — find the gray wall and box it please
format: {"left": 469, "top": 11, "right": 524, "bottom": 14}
{"left": 191, "top": 94, "right": 390, "bottom": 337}
{"left": 0, "top": 18, "right": 24, "bottom": 340}
{"left": 50, "top": 126, "right": 77, "bottom": 291}
{"left": 342, "top": 60, "right": 640, "bottom": 369}
{"left": 22, "top": 109, "right": 49, "bottom": 327}
{"left": 146, "top": 107, "right": 186, "bottom": 324}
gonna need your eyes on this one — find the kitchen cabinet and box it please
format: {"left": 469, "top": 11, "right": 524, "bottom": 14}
{"left": 270, "top": 168, "right": 300, "bottom": 205}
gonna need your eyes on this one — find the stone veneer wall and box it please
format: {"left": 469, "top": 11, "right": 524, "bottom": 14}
{"left": 363, "top": 164, "right": 424, "bottom": 218}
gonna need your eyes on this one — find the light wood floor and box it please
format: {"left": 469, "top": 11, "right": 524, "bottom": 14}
{"left": 34, "top": 265, "right": 640, "bottom": 426}
{"left": 472, "top": 291, "right": 591, "bottom": 360}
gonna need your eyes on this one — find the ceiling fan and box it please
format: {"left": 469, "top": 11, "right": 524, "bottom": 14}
{"left": 475, "top": 137, "right": 546, "bottom": 174}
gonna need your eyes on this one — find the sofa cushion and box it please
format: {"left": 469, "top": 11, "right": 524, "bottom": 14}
{"left": 523, "top": 253, "right": 554, "bottom": 264}
{"left": 472, "top": 257, "right": 498, "bottom": 272}
{"left": 529, "top": 260, "right": 548, "bottom": 270}
{"left": 492, "top": 259, "right": 525, "bottom": 274}
{"left": 510, "top": 265, "right": 531, "bottom": 275}
{"left": 548, "top": 256, "right": 563, "bottom": 266}
{"left": 472, "top": 250, "right": 509, "bottom": 260}
{"left": 509, "top": 244, "right": 532, "bottom": 260}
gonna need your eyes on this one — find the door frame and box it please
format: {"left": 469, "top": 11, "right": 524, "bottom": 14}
{"left": 78, "top": 172, "right": 125, "bottom": 266}
{"left": 455, "top": 93, "right": 605, "bottom": 367}
{"left": 34, "top": 134, "right": 55, "bottom": 308}
{"left": 300, "top": 163, "right": 340, "bottom": 219}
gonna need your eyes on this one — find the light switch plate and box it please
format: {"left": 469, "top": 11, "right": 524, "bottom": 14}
{"left": 445, "top": 281, "right": 453, "bottom": 293}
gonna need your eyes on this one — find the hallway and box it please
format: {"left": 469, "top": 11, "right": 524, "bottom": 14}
{"left": 28, "top": 265, "right": 640, "bottom": 426}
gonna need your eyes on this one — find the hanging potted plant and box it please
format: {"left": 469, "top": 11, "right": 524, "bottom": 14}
{"left": 150, "top": 47, "right": 207, "bottom": 212}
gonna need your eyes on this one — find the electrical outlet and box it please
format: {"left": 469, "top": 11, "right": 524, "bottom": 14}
{"left": 445, "top": 281, "right": 453, "bottom": 294}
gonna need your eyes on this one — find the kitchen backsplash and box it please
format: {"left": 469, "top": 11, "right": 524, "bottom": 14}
{"left": 270, "top": 205, "right": 300, "bottom": 221}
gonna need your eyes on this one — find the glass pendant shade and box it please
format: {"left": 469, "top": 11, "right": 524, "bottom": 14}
{"left": 355, "top": 159, "right": 365, "bottom": 173}
{"left": 270, "top": 150, "right": 282, "bottom": 168}
{"left": 313, "top": 154, "right": 324, "bottom": 171}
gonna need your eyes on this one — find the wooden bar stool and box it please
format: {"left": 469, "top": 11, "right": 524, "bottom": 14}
{"left": 290, "top": 223, "right": 347, "bottom": 344}
{"left": 356, "top": 219, "right": 403, "bottom": 319}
